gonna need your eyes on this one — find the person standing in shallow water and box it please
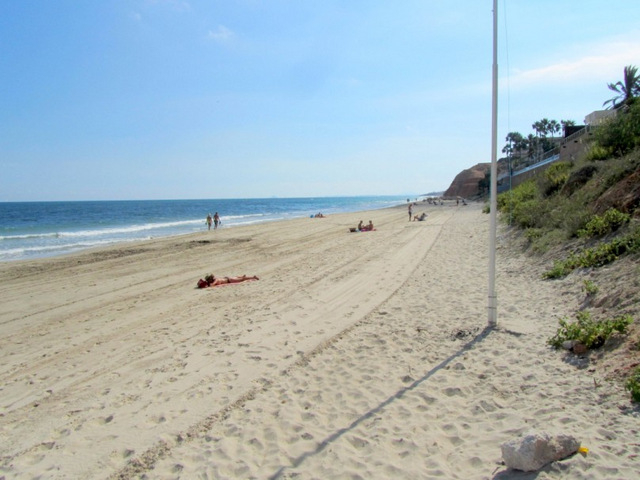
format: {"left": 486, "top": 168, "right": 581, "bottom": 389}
{"left": 213, "top": 212, "right": 220, "bottom": 229}
{"left": 206, "top": 213, "right": 213, "bottom": 231}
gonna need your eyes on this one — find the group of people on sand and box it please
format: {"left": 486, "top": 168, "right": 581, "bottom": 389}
{"left": 198, "top": 210, "right": 329, "bottom": 289}
{"left": 205, "top": 212, "right": 221, "bottom": 230}
{"left": 198, "top": 210, "right": 378, "bottom": 288}
{"left": 350, "top": 220, "right": 374, "bottom": 232}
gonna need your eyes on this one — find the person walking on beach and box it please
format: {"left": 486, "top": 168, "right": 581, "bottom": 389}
{"left": 408, "top": 203, "right": 413, "bottom": 221}
{"left": 213, "top": 212, "right": 220, "bottom": 229}
{"left": 206, "top": 213, "right": 213, "bottom": 231}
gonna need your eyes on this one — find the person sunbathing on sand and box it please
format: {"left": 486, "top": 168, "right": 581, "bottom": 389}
{"left": 198, "top": 274, "right": 259, "bottom": 288}
{"left": 413, "top": 212, "right": 427, "bottom": 222}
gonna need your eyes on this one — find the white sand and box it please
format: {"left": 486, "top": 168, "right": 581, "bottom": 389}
{"left": 1, "top": 203, "right": 638, "bottom": 479}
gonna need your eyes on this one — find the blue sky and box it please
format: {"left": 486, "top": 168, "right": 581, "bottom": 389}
{"left": 2, "top": 1, "right": 639, "bottom": 201}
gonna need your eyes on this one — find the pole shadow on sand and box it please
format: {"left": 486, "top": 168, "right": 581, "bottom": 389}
{"left": 268, "top": 325, "right": 495, "bottom": 479}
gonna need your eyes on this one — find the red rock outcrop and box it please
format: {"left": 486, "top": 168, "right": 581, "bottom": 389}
{"left": 443, "top": 163, "right": 490, "bottom": 199}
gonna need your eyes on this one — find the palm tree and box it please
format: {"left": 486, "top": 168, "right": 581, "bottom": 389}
{"left": 526, "top": 133, "right": 537, "bottom": 159}
{"left": 532, "top": 120, "right": 543, "bottom": 138}
{"left": 532, "top": 118, "right": 553, "bottom": 138}
{"left": 603, "top": 65, "right": 640, "bottom": 109}
{"left": 503, "top": 132, "right": 524, "bottom": 156}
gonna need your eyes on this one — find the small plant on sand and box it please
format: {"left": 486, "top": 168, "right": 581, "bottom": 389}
{"left": 626, "top": 367, "right": 640, "bottom": 402}
{"left": 547, "top": 311, "right": 632, "bottom": 350}
{"left": 582, "top": 279, "right": 599, "bottom": 297}
{"left": 544, "top": 259, "right": 573, "bottom": 279}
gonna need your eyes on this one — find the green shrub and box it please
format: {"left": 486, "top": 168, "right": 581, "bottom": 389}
{"left": 540, "top": 195, "right": 591, "bottom": 236}
{"left": 626, "top": 367, "right": 640, "bottom": 402}
{"left": 561, "top": 164, "right": 599, "bottom": 195}
{"left": 587, "top": 144, "right": 612, "bottom": 161}
{"left": 578, "top": 208, "right": 631, "bottom": 238}
{"left": 529, "top": 229, "right": 569, "bottom": 254}
{"left": 497, "top": 181, "right": 547, "bottom": 228}
{"left": 593, "top": 101, "right": 640, "bottom": 158}
{"left": 524, "top": 228, "right": 543, "bottom": 242}
{"left": 582, "top": 279, "right": 599, "bottom": 296}
{"left": 541, "top": 162, "right": 571, "bottom": 196}
{"left": 544, "top": 260, "right": 571, "bottom": 279}
{"left": 543, "top": 226, "right": 640, "bottom": 278}
{"left": 547, "top": 311, "right": 632, "bottom": 350}
{"left": 564, "top": 210, "right": 593, "bottom": 238}
{"left": 512, "top": 199, "right": 540, "bottom": 228}
{"left": 497, "top": 181, "right": 538, "bottom": 211}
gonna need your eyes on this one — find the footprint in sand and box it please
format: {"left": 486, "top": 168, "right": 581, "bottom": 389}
{"left": 443, "top": 386, "right": 463, "bottom": 397}
{"left": 347, "top": 435, "right": 370, "bottom": 449}
{"left": 122, "top": 449, "right": 135, "bottom": 458}
{"left": 101, "top": 414, "right": 115, "bottom": 424}
{"left": 247, "top": 437, "right": 264, "bottom": 452}
{"left": 55, "top": 428, "right": 71, "bottom": 438}
{"left": 147, "top": 414, "right": 167, "bottom": 425}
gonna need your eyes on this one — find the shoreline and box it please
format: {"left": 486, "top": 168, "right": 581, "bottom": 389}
{"left": 0, "top": 197, "right": 414, "bottom": 263}
{"left": 1, "top": 203, "right": 637, "bottom": 479}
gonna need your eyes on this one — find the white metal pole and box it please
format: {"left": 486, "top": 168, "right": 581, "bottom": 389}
{"left": 488, "top": 0, "right": 498, "bottom": 326}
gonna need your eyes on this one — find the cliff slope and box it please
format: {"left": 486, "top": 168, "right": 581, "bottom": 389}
{"left": 443, "top": 162, "right": 490, "bottom": 199}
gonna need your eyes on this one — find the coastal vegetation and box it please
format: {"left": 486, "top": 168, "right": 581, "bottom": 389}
{"left": 626, "top": 367, "right": 640, "bottom": 402}
{"left": 603, "top": 64, "right": 640, "bottom": 109}
{"left": 547, "top": 311, "right": 632, "bottom": 350}
{"left": 501, "top": 119, "right": 576, "bottom": 173}
{"left": 542, "top": 225, "right": 640, "bottom": 279}
{"left": 495, "top": 97, "right": 640, "bottom": 258}
{"left": 582, "top": 279, "right": 598, "bottom": 297}
{"left": 492, "top": 65, "right": 640, "bottom": 401}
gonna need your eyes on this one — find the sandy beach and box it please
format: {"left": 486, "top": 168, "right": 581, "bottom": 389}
{"left": 1, "top": 203, "right": 638, "bottom": 479}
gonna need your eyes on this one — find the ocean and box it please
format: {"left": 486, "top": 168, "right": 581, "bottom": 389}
{"left": 0, "top": 196, "right": 409, "bottom": 262}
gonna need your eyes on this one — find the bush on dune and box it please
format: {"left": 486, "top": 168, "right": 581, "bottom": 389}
{"left": 548, "top": 311, "right": 632, "bottom": 350}
{"left": 495, "top": 95, "right": 640, "bottom": 401}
